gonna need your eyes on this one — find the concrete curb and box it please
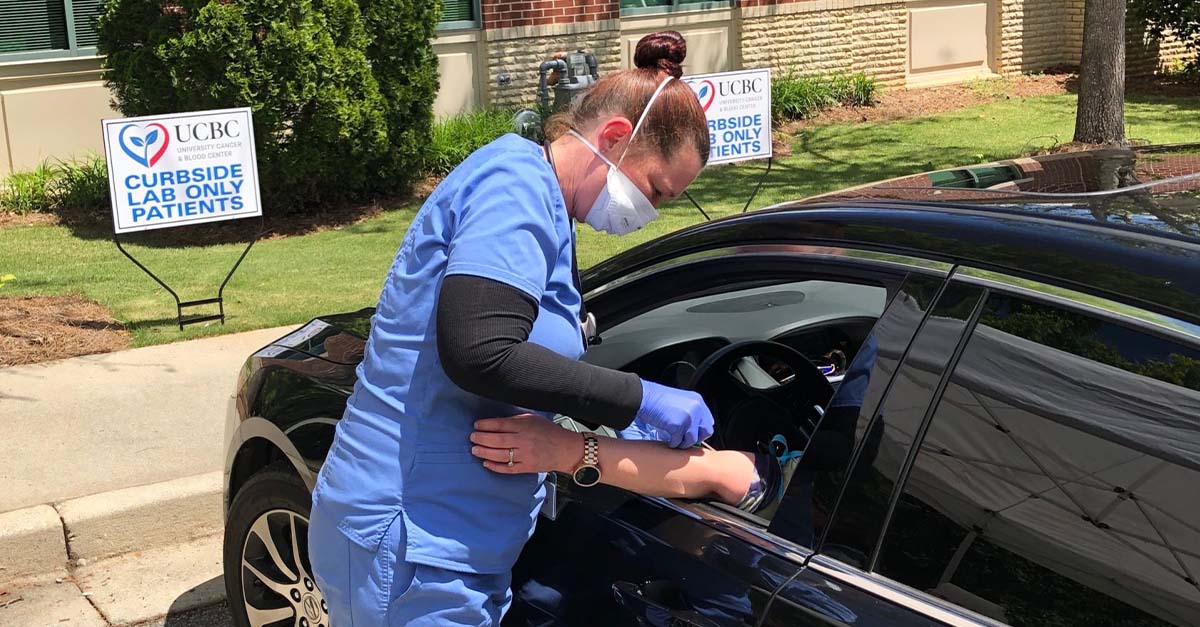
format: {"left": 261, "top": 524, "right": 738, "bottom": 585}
{"left": 57, "top": 472, "right": 223, "bottom": 563}
{"left": 0, "top": 505, "right": 69, "bottom": 583}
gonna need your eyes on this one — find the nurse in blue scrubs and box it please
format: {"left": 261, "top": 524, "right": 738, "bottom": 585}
{"left": 308, "top": 31, "right": 721, "bottom": 626}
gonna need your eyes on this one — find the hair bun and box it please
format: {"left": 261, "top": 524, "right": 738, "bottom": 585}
{"left": 634, "top": 31, "right": 686, "bottom": 79}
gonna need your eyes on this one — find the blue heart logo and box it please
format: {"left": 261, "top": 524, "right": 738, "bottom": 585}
{"left": 118, "top": 123, "right": 171, "bottom": 168}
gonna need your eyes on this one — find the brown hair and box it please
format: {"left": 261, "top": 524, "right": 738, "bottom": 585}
{"left": 546, "top": 31, "right": 710, "bottom": 165}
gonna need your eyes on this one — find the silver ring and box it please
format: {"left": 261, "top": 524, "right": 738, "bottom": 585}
{"left": 507, "top": 448, "right": 515, "bottom": 467}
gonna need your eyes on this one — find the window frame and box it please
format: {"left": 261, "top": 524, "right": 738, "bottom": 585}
{"left": 436, "top": 0, "right": 482, "bottom": 32}
{"left": 0, "top": 0, "right": 100, "bottom": 63}
{"left": 619, "top": 0, "right": 733, "bottom": 18}
{"left": 814, "top": 265, "right": 1200, "bottom": 626}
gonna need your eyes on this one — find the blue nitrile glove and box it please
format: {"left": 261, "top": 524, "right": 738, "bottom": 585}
{"left": 618, "top": 417, "right": 669, "bottom": 442}
{"left": 635, "top": 380, "right": 715, "bottom": 449}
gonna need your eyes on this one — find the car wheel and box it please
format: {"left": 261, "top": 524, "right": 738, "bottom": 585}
{"left": 223, "top": 466, "right": 327, "bottom": 627}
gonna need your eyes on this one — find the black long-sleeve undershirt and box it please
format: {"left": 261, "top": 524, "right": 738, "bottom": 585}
{"left": 436, "top": 274, "right": 640, "bottom": 430}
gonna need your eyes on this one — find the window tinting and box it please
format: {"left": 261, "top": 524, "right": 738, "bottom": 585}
{"left": 876, "top": 294, "right": 1200, "bottom": 626}
{"left": 807, "top": 282, "right": 985, "bottom": 566}
{"left": 767, "top": 273, "right": 948, "bottom": 548}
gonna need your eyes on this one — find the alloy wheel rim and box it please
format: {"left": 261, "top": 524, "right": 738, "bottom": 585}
{"left": 240, "top": 509, "right": 327, "bottom": 627}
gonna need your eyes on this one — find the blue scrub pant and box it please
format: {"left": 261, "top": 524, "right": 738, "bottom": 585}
{"left": 309, "top": 506, "right": 513, "bottom": 626}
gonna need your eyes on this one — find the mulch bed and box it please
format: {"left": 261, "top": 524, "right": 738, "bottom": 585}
{"left": 781, "top": 73, "right": 1074, "bottom": 133}
{"left": 0, "top": 296, "right": 130, "bottom": 367}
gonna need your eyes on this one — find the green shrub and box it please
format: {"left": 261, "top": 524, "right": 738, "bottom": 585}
{"left": 0, "top": 156, "right": 112, "bottom": 215}
{"left": 0, "top": 163, "right": 56, "bottom": 214}
{"left": 96, "top": 0, "right": 439, "bottom": 211}
{"left": 771, "top": 71, "right": 879, "bottom": 121}
{"left": 55, "top": 155, "right": 111, "bottom": 212}
{"left": 426, "top": 109, "right": 516, "bottom": 176}
{"left": 834, "top": 72, "right": 879, "bottom": 107}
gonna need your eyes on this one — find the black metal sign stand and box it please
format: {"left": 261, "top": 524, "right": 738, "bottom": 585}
{"left": 685, "top": 156, "right": 774, "bottom": 221}
{"left": 113, "top": 216, "right": 266, "bottom": 330}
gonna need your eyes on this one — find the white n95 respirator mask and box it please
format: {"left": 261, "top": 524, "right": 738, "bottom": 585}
{"left": 570, "top": 76, "right": 674, "bottom": 236}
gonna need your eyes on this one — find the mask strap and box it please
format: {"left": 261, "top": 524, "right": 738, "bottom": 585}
{"left": 567, "top": 75, "right": 675, "bottom": 169}
{"left": 567, "top": 130, "right": 617, "bottom": 169}
{"left": 618, "top": 75, "right": 674, "bottom": 168}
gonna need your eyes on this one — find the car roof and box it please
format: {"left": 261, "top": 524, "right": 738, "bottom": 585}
{"left": 791, "top": 144, "right": 1200, "bottom": 244}
{"left": 583, "top": 200, "right": 1200, "bottom": 329}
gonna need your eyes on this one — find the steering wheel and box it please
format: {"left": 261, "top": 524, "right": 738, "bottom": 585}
{"left": 686, "top": 341, "right": 834, "bottom": 452}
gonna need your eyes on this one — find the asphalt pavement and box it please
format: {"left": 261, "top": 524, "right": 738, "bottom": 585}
{"left": 133, "top": 602, "right": 232, "bottom": 627}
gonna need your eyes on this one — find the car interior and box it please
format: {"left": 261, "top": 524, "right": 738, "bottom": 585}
{"left": 554, "top": 274, "right": 895, "bottom": 520}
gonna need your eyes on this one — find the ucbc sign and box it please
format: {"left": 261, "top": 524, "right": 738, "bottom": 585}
{"left": 682, "top": 68, "right": 773, "bottom": 166}
{"left": 174, "top": 120, "right": 242, "bottom": 143}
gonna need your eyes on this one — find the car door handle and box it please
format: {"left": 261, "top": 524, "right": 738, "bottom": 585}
{"left": 611, "top": 581, "right": 722, "bottom": 627}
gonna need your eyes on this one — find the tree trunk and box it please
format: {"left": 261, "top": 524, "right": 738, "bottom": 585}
{"left": 1074, "top": 0, "right": 1127, "bottom": 145}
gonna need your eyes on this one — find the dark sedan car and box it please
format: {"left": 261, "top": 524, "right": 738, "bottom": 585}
{"left": 223, "top": 145, "right": 1200, "bottom": 627}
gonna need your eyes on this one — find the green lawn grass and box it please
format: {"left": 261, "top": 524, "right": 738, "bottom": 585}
{"left": 3, "top": 93, "right": 1198, "bottom": 347}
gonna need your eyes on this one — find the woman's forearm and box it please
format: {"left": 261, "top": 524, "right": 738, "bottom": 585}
{"left": 471, "top": 415, "right": 757, "bottom": 507}
{"left": 589, "top": 436, "right": 756, "bottom": 505}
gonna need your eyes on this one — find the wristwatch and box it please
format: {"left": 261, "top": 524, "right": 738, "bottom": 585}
{"left": 572, "top": 433, "right": 601, "bottom": 487}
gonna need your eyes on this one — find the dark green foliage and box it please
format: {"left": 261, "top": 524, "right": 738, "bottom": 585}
{"left": 771, "top": 71, "right": 879, "bottom": 121}
{"left": 358, "top": 0, "right": 441, "bottom": 187}
{"left": 96, "top": 0, "right": 439, "bottom": 211}
{"left": 426, "top": 109, "right": 515, "bottom": 176}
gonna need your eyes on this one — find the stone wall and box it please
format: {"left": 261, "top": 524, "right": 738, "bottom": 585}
{"left": 478, "top": 0, "right": 1191, "bottom": 109}
{"left": 998, "top": 0, "right": 1084, "bottom": 75}
{"left": 739, "top": 2, "right": 908, "bottom": 87}
{"left": 1128, "top": 28, "right": 1195, "bottom": 77}
{"left": 485, "top": 22, "right": 622, "bottom": 108}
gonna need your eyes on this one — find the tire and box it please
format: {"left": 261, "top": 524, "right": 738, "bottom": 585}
{"left": 223, "top": 465, "right": 327, "bottom": 627}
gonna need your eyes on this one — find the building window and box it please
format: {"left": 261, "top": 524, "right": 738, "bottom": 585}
{"left": 439, "top": 0, "right": 479, "bottom": 30}
{"left": 619, "top": 0, "right": 732, "bottom": 16}
{"left": 0, "top": 0, "right": 103, "bottom": 62}
{"left": 0, "top": 0, "right": 477, "bottom": 61}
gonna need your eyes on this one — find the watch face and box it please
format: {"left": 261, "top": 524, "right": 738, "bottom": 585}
{"left": 573, "top": 465, "right": 601, "bottom": 487}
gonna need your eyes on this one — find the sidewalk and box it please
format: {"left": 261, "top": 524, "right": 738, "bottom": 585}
{"left": 0, "top": 325, "right": 295, "bottom": 513}
{"left": 0, "top": 325, "right": 298, "bottom": 625}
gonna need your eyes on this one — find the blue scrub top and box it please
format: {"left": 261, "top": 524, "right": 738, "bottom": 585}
{"left": 313, "top": 134, "right": 584, "bottom": 575}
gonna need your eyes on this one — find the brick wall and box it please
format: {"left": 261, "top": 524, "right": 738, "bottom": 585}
{"left": 739, "top": 2, "right": 908, "bottom": 87}
{"left": 481, "top": 0, "right": 618, "bottom": 29}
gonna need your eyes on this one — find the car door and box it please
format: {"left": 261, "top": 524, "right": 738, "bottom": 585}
{"left": 763, "top": 271, "right": 980, "bottom": 626}
{"left": 505, "top": 245, "right": 953, "bottom": 627}
{"left": 773, "top": 268, "right": 1200, "bottom": 626}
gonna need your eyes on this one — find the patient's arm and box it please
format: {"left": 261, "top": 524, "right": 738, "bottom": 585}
{"left": 470, "top": 414, "right": 757, "bottom": 505}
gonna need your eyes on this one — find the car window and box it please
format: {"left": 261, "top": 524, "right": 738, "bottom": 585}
{"left": 563, "top": 271, "right": 907, "bottom": 517}
{"left": 874, "top": 292, "right": 1200, "bottom": 626}
{"left": 585, "top": 278, "right": 890, "bottom": 377}
{"left": 767, "top": 273, "right": 954, "bottom": 548}
{"left": 569, "top": 276, "right": 894, "bottom": 440}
